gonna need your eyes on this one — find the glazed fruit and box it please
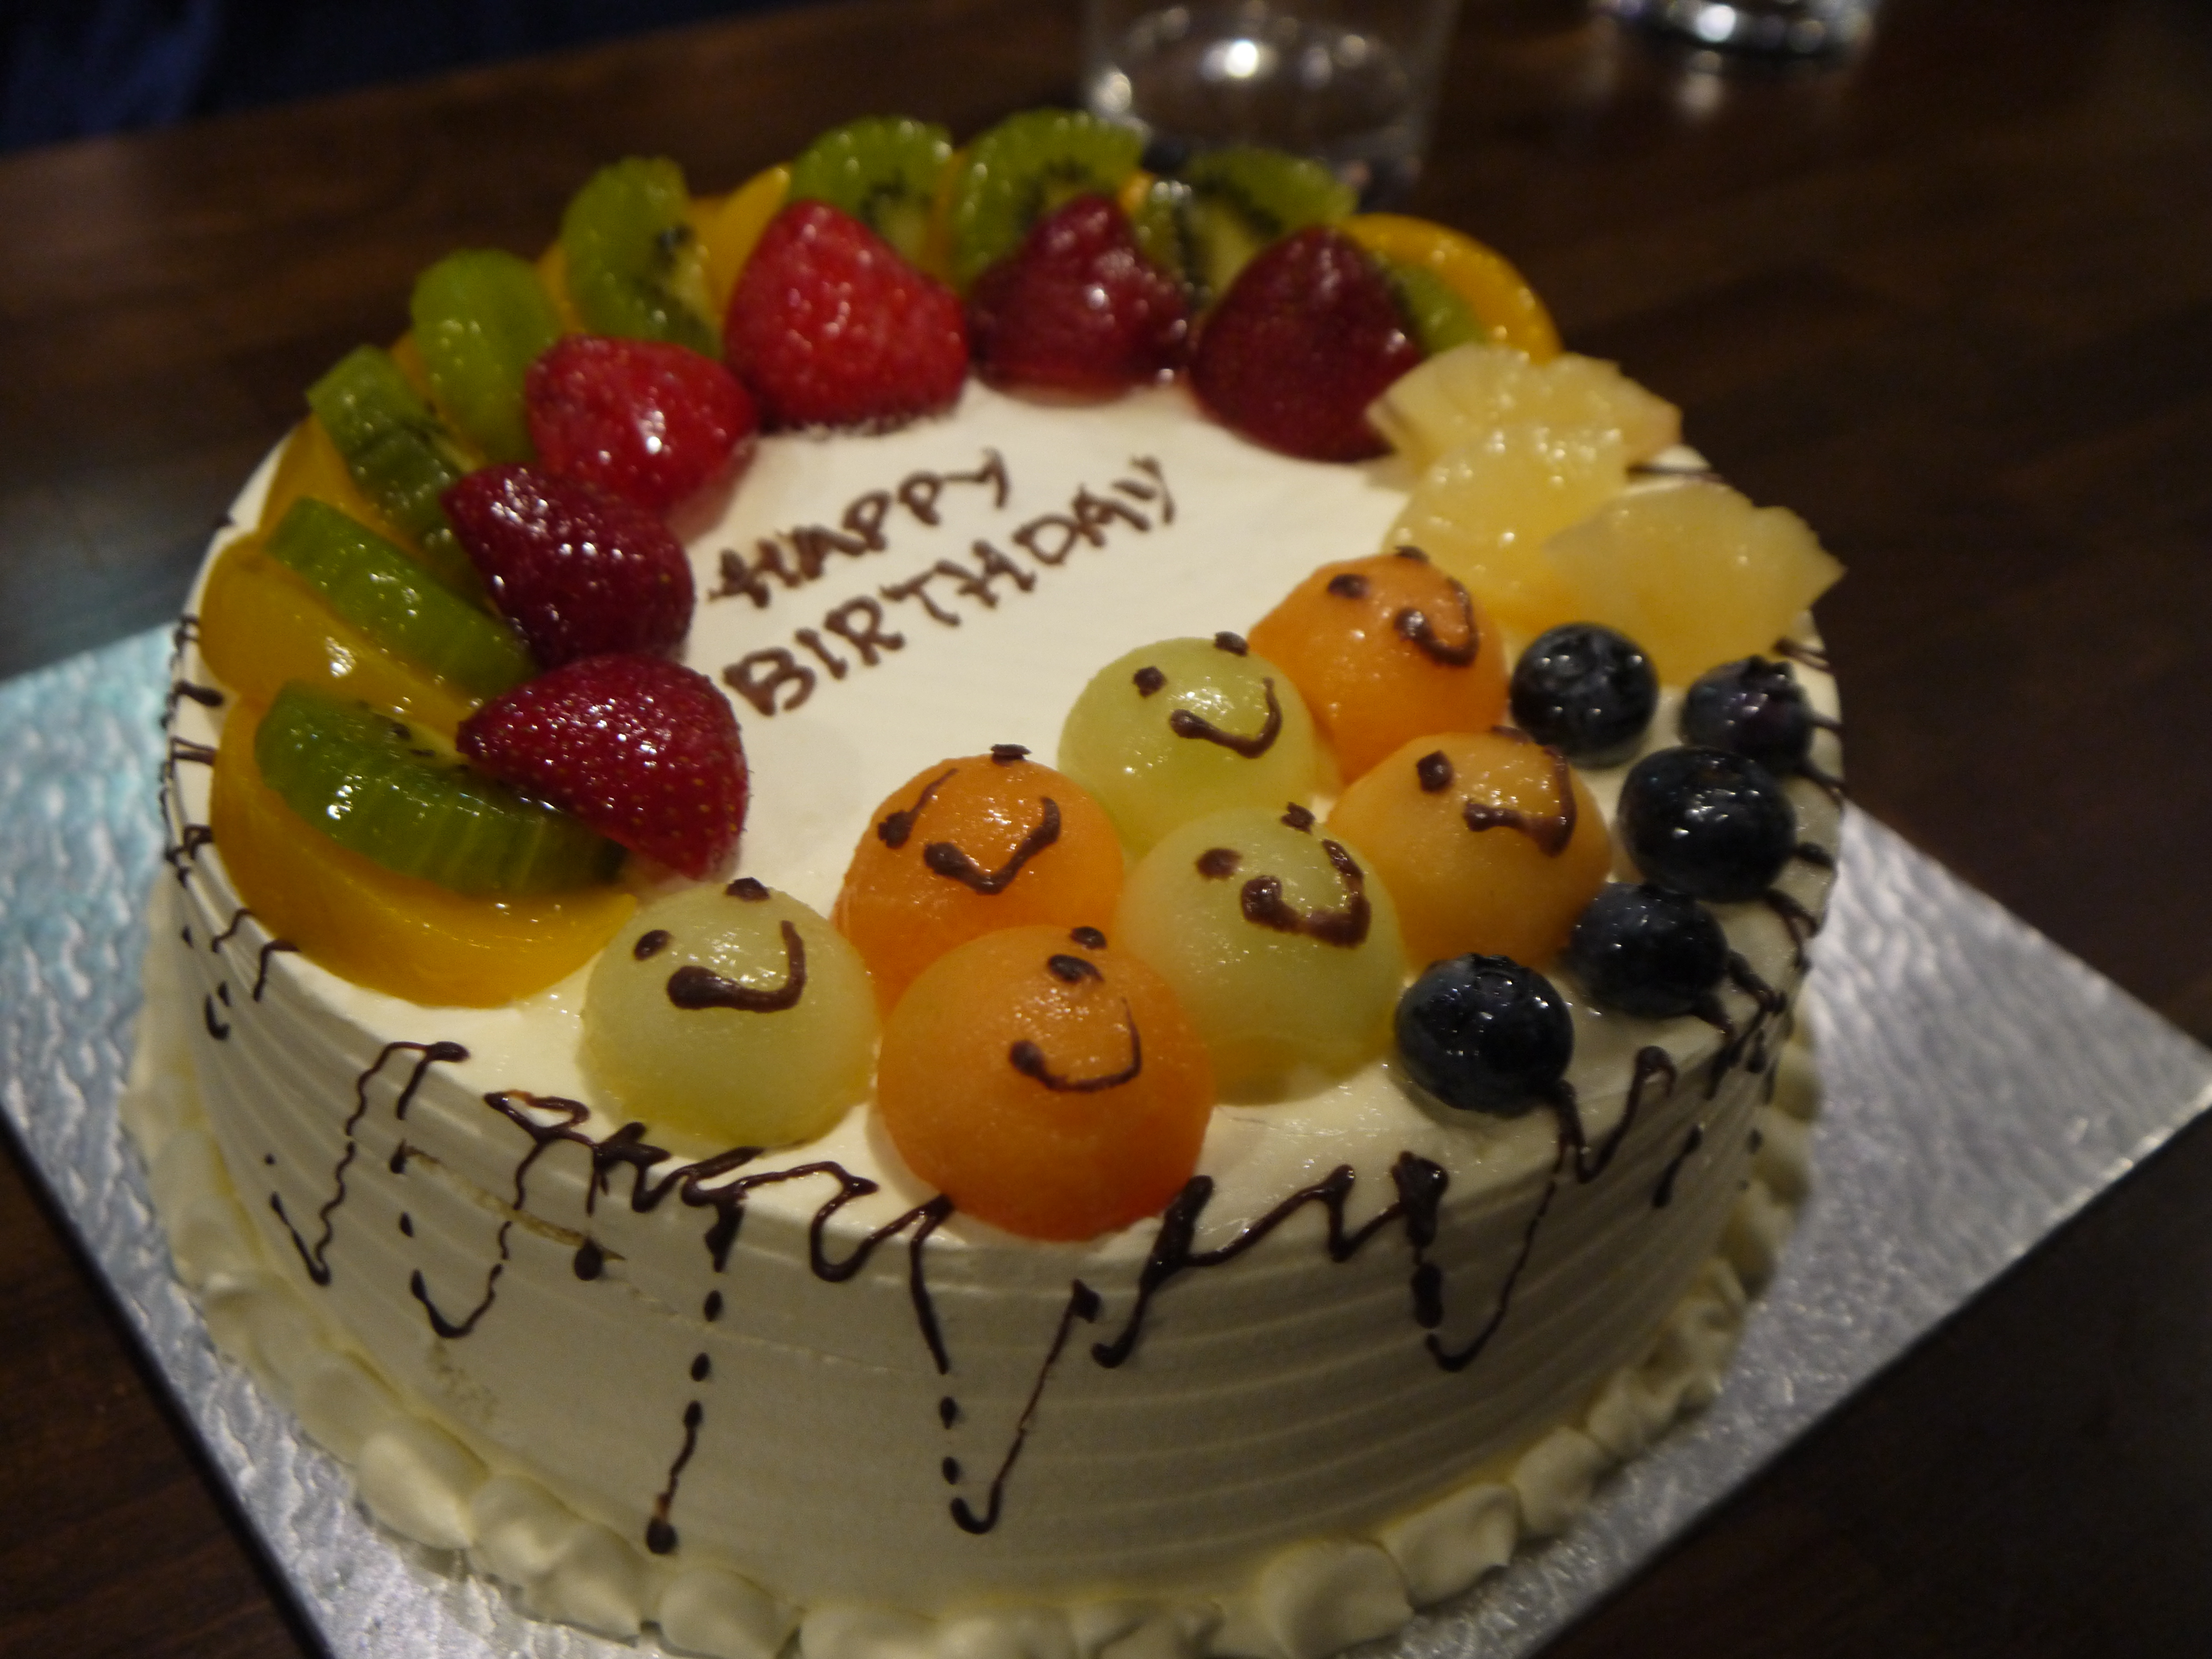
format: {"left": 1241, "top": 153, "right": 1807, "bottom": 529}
{"left": 1246, "top": 548, "right": 1507, "bottom": 782}
{"left": 197, "top": 535, "right": 479, "bottom": 734}
{"left": 459, "top": 654, "right": 748, "bottom": 880}
{"left": 698, "top": 164, "right": 791, "bottom": 313}
{"left": 966, "top": 195, "right": 1188, "bottom": 394}
{"left": 524, "top": 335, "right": 758, "bottom": 514}
{"left": 305, "top": 345, "right": 478, "bottom": 593}
{"left": 211, "top": 699, "right": 633, "bottom": 1006}
{"left": 444, "top": 464, "right": 693, "bottom": 666}
{"left": 1058, "top": 634, "right": 1323, "bottom": 855}
{"left": 1543, "top": 481, "right": 1845, "bottom": 686}
{"left": 1395, "top": 955, "right": 1573, "bottom": 1117}
{"left": 943, "top": 109, "right": 1144, "bottom": 293}
{"left": 1369, "top": 342, "right": 1681, "bottom": 474}
{"left": 255, "top": 682, "right": 623, "bottom": 896}
{"left": 1507, "top": 623, "right": 1658, "bottom": 767}
{"left": 1384, "top": 421, "right": 1626, "bottom": 641}
{"left": 833, "top": 749, "right": 1126, "bottom": 1010}
{"left": 263, "top": 498, "right": 535, "bottom": 701}
{"left": 1341, "top": 215, "right": 1561, "bottom": 362}
{"left": 258, "top": 411, "right": 409, "bottom": 545}
{"left": 1133, "top": 147, "right": 1354, "bottom": 310}
{"left": 724, "top": 201, "right": 969, "bottom": 430}
{"left": 1616, "top": 746, "right": 1796, "bottom": 902}
{"left": 1563, "top": 883, "right": 1729, "bottom": 1019}
{"left": 786, "top": 115, "right": 952, "bottom": 269}
{"left": 583, "top": 881, "right": 877, "bottom": 1149}
{"left": 875, "top": 926, "right": 1214, "bottom": 1241}
{"left": 409, "top": 248, "right": 565, "bottom": 463}
{"left": 1115, "top": 807, "right": 1405, "bottom": 1095}
{"left": 1679, "top": 656, "right": 1815, "bottom": 772}
{"left": 1374, "top": 255, "right": 1485, "bottom": 358}
{"left": 1191, "top": 227, "right": 1420, "bottom": 461}
{"left": 1329, "top": 728, "right": 1611, "bottom": 969}
{"left": 559, "top": 156, "right": 719, "bottom": 356}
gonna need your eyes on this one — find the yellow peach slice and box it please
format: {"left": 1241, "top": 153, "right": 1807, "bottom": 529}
{"left": 698, "top": 165, "right": 792, "bottom": 315}
{"left": 1343, "top": 214, "right": 1561, "bottom": 362}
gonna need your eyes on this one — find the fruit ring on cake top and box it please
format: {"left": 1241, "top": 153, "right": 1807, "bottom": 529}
{"left": 833, "top": 748, "right": 1125, "bottom": 1011}
{"left": 1246, "top": 546, "right": 1510, "bottom": 782}
{"left": 1330, "top": 726, "right": 1612, "bottom": 969}
{"left": 875, "top": 925, "right": 1214, "bottom": 1240}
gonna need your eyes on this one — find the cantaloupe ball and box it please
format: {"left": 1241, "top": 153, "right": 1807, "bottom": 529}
{"left": 1368, "top": 342, "right": 1682, "bottom": 472}
{"left": 1383, "top": 424, "right": 1629, "bottom": 645}
{"left": 1541, "top": 481, "right": 1844, "bottom": 685}
{"left": 1117, "top": 807, "right": 1406, "bottom": 1096}
{"left": 584, "top": 881, "right": 876, "bottom": 1149}
{"left": 877, "top": 926, "right": 1214, "bottom": 1241}
{"left": 1247, "top": 549, "right": 1509, "bottom": 782}
{"left": 1058, "top": 635, "right": 1323, "bottom": 855}
{"left": 834, "top": 749, "right": 1124, "bottom": 1009}
{"left": 1329, "top": 729, "right": 1611, "bottom": 970}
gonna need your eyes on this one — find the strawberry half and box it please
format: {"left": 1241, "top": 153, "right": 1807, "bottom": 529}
{"left": 967, "top": 195, "right": 1188, "bottom": 395}
{"left": 445, "top": 463, "right": 694, "bottom": 668}
{"left": 524, "top": 335, "right": 758, "bottom": 514}
{"left": 1191, "top": 227, "right": 1422, "bottom": 462}
{"left": 723, "top": 200, "right": 968, "bottom": 430}
{"left": 458, "top": 654, "right": 748, "bottom": 879}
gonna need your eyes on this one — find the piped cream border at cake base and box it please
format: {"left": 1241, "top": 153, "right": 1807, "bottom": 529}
{"left": 123, "top": 875, "right": 1822, "bottom": 1659}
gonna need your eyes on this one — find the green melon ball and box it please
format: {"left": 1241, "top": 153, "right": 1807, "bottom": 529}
{"left": 583, "top": 881, "right": 877, "bottom": 1149}
{"left": 1057, "top": 635, "right": 1323, "bottom": 856}
{"left": 1116, "top": 807, "right": 1406, "bottom": 1098}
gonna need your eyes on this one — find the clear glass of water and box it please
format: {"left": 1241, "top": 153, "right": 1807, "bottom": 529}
{"left": 1599, "top": 0, "right": 1879, "bottom": 57}
{"left": 1082, "top": 0, "right": 1465, "bottom": 205}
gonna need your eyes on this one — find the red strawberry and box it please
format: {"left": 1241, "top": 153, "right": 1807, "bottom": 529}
{"left": 724, "top": 201, "right": 968, "bottom": 430}
{"left": 1191, "top": 227, "right": 1422, "bottom": 462}
{"left": 459, "top": 654, "right": 747, "bottom": 879}
{"left": 967, "top": 195, "right": 1188, "bottom": 395}
{"left": 524, "top": 335, "right": 758, "bottom": 514}
{"left": 445, "top": 464, "right": 693, "bottom": 667}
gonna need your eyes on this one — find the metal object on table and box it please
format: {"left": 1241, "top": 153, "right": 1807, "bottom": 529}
{"left": 1081, "top": 0, "right": 1464, "bottom": 204}
{"left": 5, "top": 628, "right": 2211, "bottom": 1658}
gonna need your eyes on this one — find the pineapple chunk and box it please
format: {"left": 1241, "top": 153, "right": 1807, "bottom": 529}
{"left": 1543, "top": 481, "right": 1844, "bottom": 685}
{"left": 1386, "top": 423, "right": 1628, "bottom": 643}
{"left": 1370, "top": 342, "right": 1682, "bottom": 472}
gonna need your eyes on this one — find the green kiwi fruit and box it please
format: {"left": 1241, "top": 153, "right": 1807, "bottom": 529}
{"left": 786, "top": 116, "right": 952, "bottom": 268}
{"left": 945, "top": 109, "right": 1145, "bottom": 292}
{"left": 409, "top": 249, "right": 564, "bottom": 463}
{"left": 1374, "top": 254, "right": 1485, "bottom": 356}
{"left": 560, "top": 156, "right": 719, "bottom": 356}
{"left": 304, "top": 345, "right": 479, "bottom": 595}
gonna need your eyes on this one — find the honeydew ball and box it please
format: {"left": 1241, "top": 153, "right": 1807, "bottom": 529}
{"left": 1057, "top": 634, "right": 1323, "bottom": 855}
{"left": 1117, "top": 807, "right": 1406, "bottom": 1097}
{"left": 583, "top": 880, "right": 876, "bottom": 1148}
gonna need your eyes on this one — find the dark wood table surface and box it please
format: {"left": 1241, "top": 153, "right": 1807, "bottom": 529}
{"left": 5, "top": 0, "right": 2211, "bottom": 1652}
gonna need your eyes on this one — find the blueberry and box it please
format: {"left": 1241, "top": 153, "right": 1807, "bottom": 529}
{"left": 1395, "top": 955, "right": 1573, "bottom": 1115}
{"left": 1618, "top": 746, "right": 1796, "bottom": 902}
{"left": 1679, "top": 656, "right": 1812, "bottom": 773}
{"left": 1507, "top": 624, "right": 1657, "bottom": 767}
{"left": 1564, "top": 883, "right": 1728, "bottom": 1019}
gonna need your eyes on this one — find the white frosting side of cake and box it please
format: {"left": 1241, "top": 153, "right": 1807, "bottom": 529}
{"left": 143, "top": 381, "right": 1840, "bottom": 1650}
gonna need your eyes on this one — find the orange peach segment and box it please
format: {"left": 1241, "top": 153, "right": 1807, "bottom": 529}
{"left": 1330, "top": 728, "right": 1610, "bottom": 970}
{"left": 834, "top": 750, "right": 1125, "bottom": 1009}
{"left": 258, "top": 415, "right": 410, "bottom": 546}
{"left": 698, "top": 166, "right": 792, "bottom": 315}
{"left": 877, "top": 926, "right": 1213, "bottom": 1240}
{"left": 1248, "top": 549, "right": 1509, "bottom": 782}
{"left": 211, "top": 700, "right": 633, "bottom": 1006}
{"left": 1342, "top": 213, "right": 1561, "bottom": 362}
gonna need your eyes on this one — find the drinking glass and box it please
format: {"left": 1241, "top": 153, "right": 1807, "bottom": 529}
{"left": 1600, "top": 0, "right": 1879, "bottom": 57}
{"left": 1082, "top": 0, "right": 1465, "bottom": 205}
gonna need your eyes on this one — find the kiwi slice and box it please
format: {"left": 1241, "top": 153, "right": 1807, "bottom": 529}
{"left": 1176, "top": 147, "right": 1357, "bottom": 307}
{"left": 255, "top": 682, "right": 622, "bottom": 898}
{"left": 305, "top": 345, "right": 479, "bottom": 594}
{"left": 561, "top": 156, "right": 719, "bottom": 356}
{"left": 945, "top": 109, "right": 1145, "bottom": 292}
{"left": 410, "top": 249, "right": 564, "bottom": 463}
{"left": 1374, "top": 254, "right": 1485, "bottom": 357}
{"left": 265, "top": 498, "right": 535, "bottom": 701}
{"left": 787, "top": 116, "right": 952, "bottom": 268}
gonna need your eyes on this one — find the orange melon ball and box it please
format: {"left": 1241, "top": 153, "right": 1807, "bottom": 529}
{"left": 877, "top": 926, "right": 1214, "bottom": 1241}
{"left": 1329, "top": 729, "right": 1610, "bottom": 970}
{"left": 834, "top": 749, "right": 1125, "bottom": 1009}
{"left": 1247, "top": 549, "right": 1508, "bottom": 782}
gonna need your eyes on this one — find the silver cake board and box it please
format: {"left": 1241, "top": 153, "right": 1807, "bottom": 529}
{"left": 6, "top": 627, "right": 2210, "bottom": 1659}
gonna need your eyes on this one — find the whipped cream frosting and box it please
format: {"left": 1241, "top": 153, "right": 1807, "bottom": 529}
{"left": 145, "top": 379, "right": 1839, "bottom": 1655}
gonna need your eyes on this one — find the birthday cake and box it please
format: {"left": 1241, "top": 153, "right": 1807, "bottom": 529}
{"left": 124, "top": 112, "right": 1841, "bottom": 1659}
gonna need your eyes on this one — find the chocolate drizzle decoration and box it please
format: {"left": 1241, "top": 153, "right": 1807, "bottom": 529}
{"left": 1392, "top": 577, "right": 1480, "bottom": 667}
{"left": 666, "top": 922, "right": 806, "bottom": 1013}
{"left": 1237, "top": 839, "right": 1371, "bottom": 948}
{"left": 1460, "top": 734, "right": 1577, "bottom": 855}
{"left": 1009, "top": 1004, "right": 1142, "bottom": 1093}
{"left": 1168, "top": 679, "right": 1283, "bottom": 758}
{"left": 923, "top": 799, "right": 1061, "bottom": 894}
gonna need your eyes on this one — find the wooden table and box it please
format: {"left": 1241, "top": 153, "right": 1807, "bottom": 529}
{"left": 4, "top": 0, "right": 2210, "bottom": 1652}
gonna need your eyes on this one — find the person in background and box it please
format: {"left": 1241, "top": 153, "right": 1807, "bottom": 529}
{"left": 1, "top": 0, "right": 789, "bottom": 151}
